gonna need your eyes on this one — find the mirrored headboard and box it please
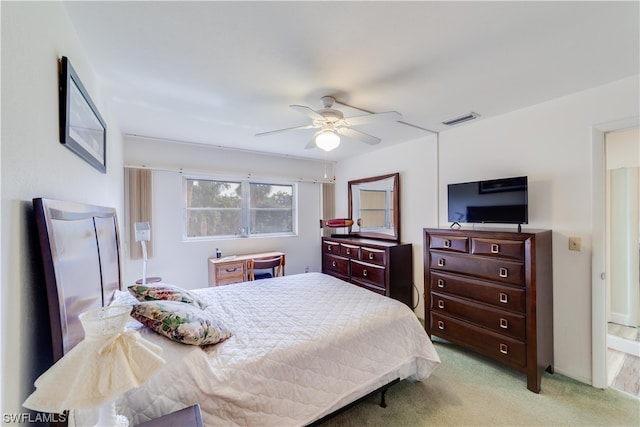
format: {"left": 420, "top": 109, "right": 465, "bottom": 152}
{"left": 348, "top": 172, "right": 400, "bottom": 242}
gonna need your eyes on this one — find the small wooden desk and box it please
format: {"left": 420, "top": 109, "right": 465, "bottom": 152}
{"left": 208, "top": 251, "right": 285, "bottom": 286}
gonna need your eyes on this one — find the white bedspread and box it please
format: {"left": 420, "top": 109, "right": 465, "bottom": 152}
{"left": 117, "top": 273, "right": 440, "bottom": 426}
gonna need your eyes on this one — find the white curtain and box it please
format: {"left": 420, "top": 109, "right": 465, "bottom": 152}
{"left": 322, "top": 183, "right": 335, "bottom": 237}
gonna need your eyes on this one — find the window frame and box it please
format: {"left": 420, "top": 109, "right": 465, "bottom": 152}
{"left": 183, "top": 176, "right": 297, "bottom": 240}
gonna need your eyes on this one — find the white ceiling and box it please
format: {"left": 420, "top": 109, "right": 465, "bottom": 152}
{"left": 63, "top": 1, "right": 639, "bottom": 161}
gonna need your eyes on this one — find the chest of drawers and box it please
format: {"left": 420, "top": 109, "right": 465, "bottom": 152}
{"left": 424, "top": 228, "right": 553, "bottom": 393}
{"left": 322, "top": 237, "right": 413, "bottom": 307}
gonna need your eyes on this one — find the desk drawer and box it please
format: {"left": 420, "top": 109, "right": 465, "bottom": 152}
{"left": 214, "top": 261, "right": 245, "bottom": 285}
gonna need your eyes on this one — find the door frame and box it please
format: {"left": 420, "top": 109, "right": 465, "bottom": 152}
{"left": 591, "top": 117, "right": 639, "bottom": 388}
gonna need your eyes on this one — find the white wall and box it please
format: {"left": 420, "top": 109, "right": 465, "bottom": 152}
{"left": 437, "top": 76, "right": 639, "bottom": 384}
{"left": 335, "top": 134, "right": 440, "bottom": 314}
{"left": 336, "top": 75, "right": 639, "bottom": 386}
{"left": 123, "top": 136, "right": 329, "bottom": 288}
{"left": 1, "top": 2, "right": 124, "bottom": 416}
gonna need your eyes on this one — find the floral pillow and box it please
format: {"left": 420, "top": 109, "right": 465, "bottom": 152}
{"left": 130, "top": 300, "right": 232, "bottom": 346}
{"left": 128, "top": 283, "right": 207, "bottom": 309}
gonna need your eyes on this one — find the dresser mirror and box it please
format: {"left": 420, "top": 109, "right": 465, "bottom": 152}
{"left": 348, "top": 172, "right": 400, "bottom": 242}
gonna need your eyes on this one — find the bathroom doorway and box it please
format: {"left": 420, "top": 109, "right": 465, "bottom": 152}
{"left": 605, "top": 127, "right": 639, "bottom": 396}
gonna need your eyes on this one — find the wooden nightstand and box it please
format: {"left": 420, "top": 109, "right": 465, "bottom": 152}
{"left": 135, "top": 404, "right": 203, "bottom": 427}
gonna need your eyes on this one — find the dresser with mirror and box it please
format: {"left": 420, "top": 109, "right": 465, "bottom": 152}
{"left": 321, "top": 173, "right": 414, "bottom": 307}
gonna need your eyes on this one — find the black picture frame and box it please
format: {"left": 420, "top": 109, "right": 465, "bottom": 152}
{"left": 59, "top": 56, "right": 107, "bottom": 173}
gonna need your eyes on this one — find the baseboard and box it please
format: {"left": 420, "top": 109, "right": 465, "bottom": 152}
{"left": 608, "top": 334, "right": 640, "bottom": 357}
{"left": 610, "top": 312, "right": 634, "bottom": 327}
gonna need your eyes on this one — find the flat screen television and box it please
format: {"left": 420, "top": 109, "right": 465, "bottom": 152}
{"left": 447, "top": 176, "right": 528, "bottom": 225}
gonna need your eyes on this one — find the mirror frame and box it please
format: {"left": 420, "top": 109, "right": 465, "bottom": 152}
{"left": 348, "top": 172, "right": 400, "bottom": 242}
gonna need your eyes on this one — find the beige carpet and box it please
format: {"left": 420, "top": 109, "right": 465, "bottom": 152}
{"left": 320, "top": 340, "right": 640, "bottom": 426}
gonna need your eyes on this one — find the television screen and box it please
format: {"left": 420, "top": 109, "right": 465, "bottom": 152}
{"left": 447, "top": 176, "right": 528, "bottom": 224}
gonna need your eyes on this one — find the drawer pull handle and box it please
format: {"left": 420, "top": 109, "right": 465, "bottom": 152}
{"left": 346, "top": 248, "right": 351, "bottom": 254}
{"left": 499, "top": 293, "right": 508, "bottom": 303}
{"left": 500, "top": 344, "right": 508, "bottom": 354}
{"left": 368, "top": 253, "right": 374, "bottom": 260}
{"left": 499, "top": 267, "right": 508, "bottom": 278}
{"left": 328, "top": 245, "right": 332, "bottom": 251}
{"left": 500, "top": 318, "right": 508, "bottom": 329}
{"left": 225, "top": 267, "right": 239, "bottom": 272}
{"left": 437, "top": 258, "right": 445, "bottom": 267}
{"left": 332, "top": 261, "right": 337, "bottom": 267}
{"left": 438, "top": 321, "right": 445, "bottom": 330}
{"left": 443, "top": 239, "right": 451, "bottom": 248}
{"left": 437, "top": 279, "right": 445, "bottom": 288}
{"left": 438, "top": 300, "right": 445, "bottom": 309}
{"left": 491, "top": 244, "right": 500, "bottom": 253}
{"left": 363, "top": 269, "right": 368, "bottom": 277}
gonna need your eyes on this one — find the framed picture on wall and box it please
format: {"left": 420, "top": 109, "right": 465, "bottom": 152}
{"left": 59, "top": 56, "right": 107, "bottom": 173}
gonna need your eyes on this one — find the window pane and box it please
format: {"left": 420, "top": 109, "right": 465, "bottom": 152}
{"left": 250, "top": 183, "right": 292, "bottom": 208}
{"left": 186, "top": 179, "right": 242, "bottom": 237}
{"left": 251, "top": 209, "right": 293, "bottom": 234}
{"left": 187, "top": 180, "right": 241, "bottom": 208}
{"left": 185, "top": 178, "right": 295, "bottom": 238}
{"left": 250, "top": 183, "right": 293, "bottom": 235}
{"left": 186, "top": 209, "right": 242, "bottom": 237}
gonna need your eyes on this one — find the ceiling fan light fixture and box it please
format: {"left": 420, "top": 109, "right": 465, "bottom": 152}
{"left": 315, "top": 130, "right": 340, "bottom": 151}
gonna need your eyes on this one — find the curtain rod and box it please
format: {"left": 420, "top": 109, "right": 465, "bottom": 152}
{"left": 124, "top": 164, "right": 336, "bottom": 184}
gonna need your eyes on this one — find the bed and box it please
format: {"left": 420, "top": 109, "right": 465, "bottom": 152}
{"left": 33, "top": 197, "right": 440, "bottom": 426}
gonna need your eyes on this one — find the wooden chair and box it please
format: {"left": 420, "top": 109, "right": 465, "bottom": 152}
{"left": 248, "top": 256, "right": 284, "bottom": 281}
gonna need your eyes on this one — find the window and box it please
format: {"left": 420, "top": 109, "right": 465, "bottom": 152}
{"left": 185, "top": 178, "right": 295, "bottom": 238}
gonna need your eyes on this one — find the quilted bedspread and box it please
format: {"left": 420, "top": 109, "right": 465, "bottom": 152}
{"left": 117, "top": 273, "right": 440, "bottom": 426}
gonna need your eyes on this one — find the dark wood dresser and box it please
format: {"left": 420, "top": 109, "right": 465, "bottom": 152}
{"left": 423, "top": 227, "right": 553, "bottom": 392}
{"left": 322, "top": 236, "right": 413, "bottom": 307}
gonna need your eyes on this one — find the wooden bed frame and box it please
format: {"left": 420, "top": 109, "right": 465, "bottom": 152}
{"left": 33, "top": 197, "right": 399, "bottom": 425}
{"left": 33, "top": 198, "right": 122, "bottom": 363}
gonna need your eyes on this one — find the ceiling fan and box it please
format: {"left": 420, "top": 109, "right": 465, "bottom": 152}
{"left": 255, "top": 96, "right": 402, "bottom": 151}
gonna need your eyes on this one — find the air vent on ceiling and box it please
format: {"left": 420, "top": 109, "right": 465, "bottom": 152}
{"left": 442, "top": 112, "right": 479, "bottom": 126}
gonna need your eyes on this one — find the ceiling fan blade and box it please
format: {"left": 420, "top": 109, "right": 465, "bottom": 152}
{"left": 304, "top": 139, "right": 317, "bottom": 149}
{"left": 290, "top": 104, "right": 325, "bottom": 121}
{"left": 343, "top": 111, "right": 402, "bottom": 127}
{"left": 336, "top": 127, "right": 381, "bottom": 145}
{"left": 255, "top": 124, "right": 315, "bottom": 137}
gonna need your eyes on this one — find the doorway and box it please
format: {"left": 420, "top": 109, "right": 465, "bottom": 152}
{"left": 604, "top": 127, "right": 639, "bottom": 396}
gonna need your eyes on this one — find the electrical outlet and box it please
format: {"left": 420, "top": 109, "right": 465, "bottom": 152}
{"left": 568, "top": 237, "right": 581, "bottom": 251}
